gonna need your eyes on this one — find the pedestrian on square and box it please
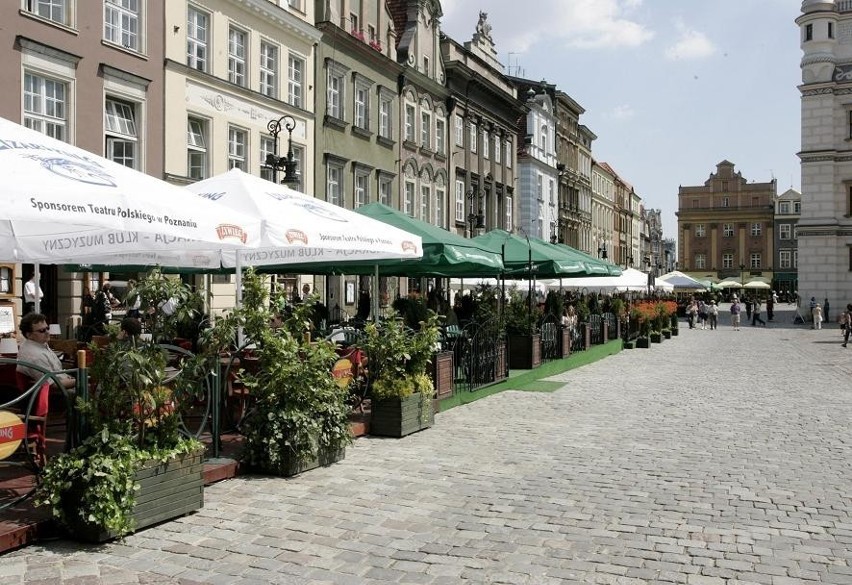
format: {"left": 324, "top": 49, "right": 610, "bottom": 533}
{"left": 708, "top": 300, "right": 718, "bottom": 330}
{"left": 686, "top": 299, "right": 697, "bottom": 329}
{"left": 730, "top": 297, "right": 742, "bottom": 331}
{"left": 697, "top": 300, "right": 708, "bottom": 330}
{"left": 824, "top": 298, "right": 830, "bottom": 323}
{"left": 809, "top": 296, "right": 817, "bottom": 323}
{"left": 766, "top": 294, "right": 775, "bottom": 321}
{"left": 744, "top": 297, "right": 753, "bottom": 321}
{"left": 813, "top": 303, "right": 824, "bottom": 330}
{"left": 752, "top": 298, "right": 766, "bottom": 326}
{"left": 843, "top": 304, "right": 852, "bottom": 347}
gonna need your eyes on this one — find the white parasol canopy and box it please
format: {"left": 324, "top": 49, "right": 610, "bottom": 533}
{"left": 184, "top": 169, "right": 423, "bottom": 268}
{"left": 540, "top": 267, "right": 655, "bottom": 292}
{"left": 743, "top": 280, "right": 771, "bottom": 289}
{"left": 0, "top": 116, "right": 261, "bottom": 263}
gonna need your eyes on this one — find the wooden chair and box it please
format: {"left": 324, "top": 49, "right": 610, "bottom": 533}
{"left": 15, "top": 371, "right": 50, "bottom": 468}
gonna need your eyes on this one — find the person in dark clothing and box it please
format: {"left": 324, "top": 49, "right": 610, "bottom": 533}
{"left": 752, "top": 299, "right": 766, "bottom": 326}
{"left": 744, "top": 298, "right": 753, "bottom": 321}
{"left": 843, "top": 304, "right": 852, "bottom": 348}
{"left": 824, "top": 298, "right": 830, "bottom": 323}
{"left": 356, "top": 288, "right": 371, "bottom": 322}
{"left": 766, "top": 295, "right": 774, "bottom": 321}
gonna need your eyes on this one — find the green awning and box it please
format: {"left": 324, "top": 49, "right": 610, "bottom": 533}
{"left": 471, "top": 230, "right": 590, "bottom": 278}
{"left": 551, "top": 243, "right": 622, "bottom": 276}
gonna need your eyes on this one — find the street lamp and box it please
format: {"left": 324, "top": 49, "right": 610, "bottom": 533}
{"left": 264, "top": 115, "right": 300, "bottom": 185}
{"left": 467, "top": 188, "right": 485, "bottom": 236}
{"left": 597, "top": 241, "right": 608, "bottom": 260}
{"left": 550, "top": 218, "right": 566, "bottom": 244}
{"left": 739, "top": 263, "right": 746, "bottom": 286}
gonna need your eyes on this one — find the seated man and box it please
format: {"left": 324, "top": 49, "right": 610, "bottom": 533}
{"left": 17, "top": 312, "right": 76, "bottom": 392}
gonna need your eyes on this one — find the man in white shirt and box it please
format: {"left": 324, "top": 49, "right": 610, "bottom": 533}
{"left": 17, "top": 312, "right": 76, "bottom": 392}
{"left": 23, "top": 275, "right": 44, "bottom": 315}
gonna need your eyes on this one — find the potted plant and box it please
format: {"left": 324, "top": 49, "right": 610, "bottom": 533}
{"left": 237, "top": 269, "right": 351, "bottom": 476}
{"left": 504, "top": 289, "right": 542, "bottom": 369}
{"left": 35, "top": 272, "right": 222, "bottom": 542}
{"left": 361, "top": 312, "right": 440, "bottom": 437}
{"left": 631, "top": 301, "right": 654, "bottom": 348}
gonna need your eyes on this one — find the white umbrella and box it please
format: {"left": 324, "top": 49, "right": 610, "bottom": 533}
{"left": 185, "top": 169, "right": 422, "bottom": 268}
{"left": 540, "top": 267, "right": 650, "bottom": 292}
{"left": 743, "top": 280, "right": 771, "bottom": 290}
{"left": 0, "top": 116, "right": 261, "bottom": 263}
{"left": 717, "top": 279, "right": 743, "bottom": 289}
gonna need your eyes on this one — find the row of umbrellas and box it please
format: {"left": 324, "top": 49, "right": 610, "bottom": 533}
{"left": 0, "top": 115, "right": 618, "bottom": 282}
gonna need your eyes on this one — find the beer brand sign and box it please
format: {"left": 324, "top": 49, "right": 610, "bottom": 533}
{"left": 0, "top": 410, "right": 25, "bottom": 460}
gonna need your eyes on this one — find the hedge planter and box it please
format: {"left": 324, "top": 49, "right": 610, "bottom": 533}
{"left": 62, "top": 450, "right": 204, "bottom": 543}
{"left": 650, "top": 332, "right": 663, "bottom": 343}
{"left": 636, "top": 337, "right": 650, "bottom": 348}
{"left": 278, "top": 446, "right": 346, "bottom": 477}
{"left": 671, "top": 327, "right": 679, "bottom": 336}
{"left": 508, "top": 333, "right": 542, "bottom": 370}
{"left": 662, "top": 329, "right": 672, "bottom": 339}
{"left": 371, "top": 393, "right": 434, "bottom": 438}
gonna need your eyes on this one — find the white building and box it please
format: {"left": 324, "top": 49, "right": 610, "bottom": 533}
{"left": 516, "top": 88, "right": 558, "bottom": 239}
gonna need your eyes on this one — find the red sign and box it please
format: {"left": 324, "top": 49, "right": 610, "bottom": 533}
{"left": 0, "top": 411, "right": 25, "bottom": 460}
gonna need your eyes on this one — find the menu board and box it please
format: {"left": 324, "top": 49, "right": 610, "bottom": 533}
{"left": 0, "top": 304, "right": 16, "bottom": 336}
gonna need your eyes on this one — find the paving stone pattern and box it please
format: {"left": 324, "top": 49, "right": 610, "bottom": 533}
{"left": 6, "top": 304, "right": 852, "bottom": 584}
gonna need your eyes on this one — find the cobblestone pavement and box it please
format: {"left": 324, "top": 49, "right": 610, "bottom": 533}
{"left": 6, "top": 304, "right": 852, "bottom": 584}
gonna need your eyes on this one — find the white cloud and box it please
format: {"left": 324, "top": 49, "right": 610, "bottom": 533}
{"left": 439, "top": 0, "right": 654, "bottom": 54}
{"left": 664, "top": 19, "right": 717, "bottom": 61}
{"left": 608, "top": 105, "right": 635, "bottom": 121}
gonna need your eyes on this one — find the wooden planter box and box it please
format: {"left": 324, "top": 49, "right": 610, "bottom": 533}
{"left": 278, "top": 446, "right": 346, "bottom": 477}
{"left": 508, "top": 333, "right": 542, "bottom": 370}
{"left": 636, "top": 337, "right": 650, "bottom": 348}
{"left": 371, "top": 393, "right": 434, "bottom": 438}
{"left": 63, "top": 450, "right": 204, "bottom": 543}
{"left": 650, "top": 332, "right": 663, "bottom": 343}
{"left": 431, "top": 351, "right": 454, "bottom": 400}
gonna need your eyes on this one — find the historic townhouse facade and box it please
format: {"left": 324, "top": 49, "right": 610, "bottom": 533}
{"left": 162, "top": 0, "right": 320, "bottom": 311}
{"left": 387, "top": 0, "right": 449, "bottom": 231}
{"left": 314, "top": 0, "right": 403, "bottom": 309}
{"left": 676, "top": 160, "right": 776, "bottom": 284}
{"left": 600, "top": 163, "right": 633, "bottom": 268}
{"left": 796, "top": 1, "right": 852, "bottom": 309}
{"left": 553, "top": 91, "right": 594, "bottom": 253}
{"left": 441, "top": 13, "right": 520, "bottom": 240}
{"left": 631, "top": 190, "right": 643, "bottom": 267}
{"left": 0, "top": 0, "right": 167, "bottom": 328}
{"left": 774, "top": 188, "right": 801, "bottom": 297}
{"left": 645, "top": 208, "right": 664, "bottom": 276}
{"left": 591, "top": 161, "right": 615, "bottom": 260}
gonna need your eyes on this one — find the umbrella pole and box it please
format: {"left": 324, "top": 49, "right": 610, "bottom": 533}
{"left": 235, "top": 252, "right": 244, "bottom": 347}
{"left": 372, "top": 265, "right": 379, "bottom": 322}
{"left": 34, "top": 263, "right": 40, "bottom": 314}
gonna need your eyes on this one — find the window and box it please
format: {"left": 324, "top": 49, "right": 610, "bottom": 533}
{"left": 435, "top": 188, "right": 445, "bottom": 228}
{"left": 354, "top": 82, "right": 369, "bottom": 129}
{"left": 505, "top": 140, "right": 512, "bottom": 167}
{"left": 354, "top": 170, "right": 368, "bottom": 208}
{"left": 420, "top": 185, "right": 430, "bottom": 222}
{"left": 104, "top": 97, "right": 137, "bottom": 168}
{"left": 540, "top": 125, "right": 548, "bottom": 151}
{"left": 455, "top": 115, "right": 464, "bottom": 146}
{"left": 104, "top": 0, "right": 140, "bottom": 51}
{"left": 723, "top": 223, "right": 733, "bottom": 237}
{"left": 368, "top": 24, "right": 376, "bottom": 42}
{"left": 379, "top": 94, "right": 392, "bottom": 138}
{"left": 186, "top": 117, "right": 207, "bottom": 180}
{"left": 228, "top": 27, "right": 247, "bottom": 86}
{"left": 794, "top": 201, "right": 801, "bottom": 213}
{"left": 326, "top": 163, "right": 342, "bottom": 206}
{"left": 470, "top": 122, "right": 477, "bottom": 153}
{"left": 379, "top": 175, "right": 392, "bottom": 206}
{"left": 455, "top": 180, "right": 465, "bottom": 223}
{"left": 793, "top": 225, "right": 798, "bottom": 240}
{"left": 779, "top": 224, "right": 791, "bottom": 240}
{"left": 750, "top": 253, "right": 761, "bottom": 269}
{"left": 695, "top": 254, "right": 705, "bottom": 270}
{"left": 549, "top": 179, "right": 555, "bottom": 205}
{"left": 423, "top": 55, "right": 430, "bottom": 76}
{"left": 288, "top": 0, "right": 302, "bottom": 10}
{"left": 25, "top": 0, "right": 70, "bottom": 25}
{"left": 287, "top": 54, "right": 304, "bottom": 108}
{"left": 505, "top": 196, "right": 513, "bottom": 229}
{"left": 404, "top": 104, "right": 415, "bottom": 142}
{"left": 829, "top": 21, "right": 835, "bottom": 39}
{"left": 780, "top": 201, "right": 790, "bottom": 214}
{"left": 722, "top": 253, "right": 733, "bottom": 269}
{"left": 794, "top": 250, "right": 798, "bottom": 268}
{"left": 692, "top": 198, "right": 699, "bottom": 209}
{"left": 259, "top": 42, "right": 278, "bottom": 99}
{"left": 404, "top": 182, "right": 415, "bottom": 216}
{"left": 349, "top": 12, "right": 358, "bottom": 33}
{"left": 722, "top": 197, "right": 729, "bottom": 208}
{"left": 537, "top": 175, "right": 543, "bottom": 200}
{"left": 435, "top": 118, "right": 445, "bottom": 155}
{"left": 24, "top": 72, "right": 68, "bottom": 141}
{"left": 780, "top": 250, "right": 791, "bottom": 269}
{"left": 494, "top": 137, "right": 501, "bottom": 164}
{"left": 227, "top": 126, "right": 247, "bottom": 170}
{"left": 187, "top": 7, "right": 209, "bottom": 72}
{"left": 327, "top": 69, "right": 343, "bottom": 119}
{"left": 260, "top": 136, "right": 275, "bottom": 182}
{"left": 750, "top": 222, "right": 762, "bottom": 236}
{"left": 695, "top": 224, "right": 705, "bottom": 237}
{"left": 421, "top": 111, "right": 431, "bottom": 149}
{"left": 805, "top": 23, "right": 813, "bottom": 42}
{"left": 482, "top": 130, "right": 489, "bottom": 159}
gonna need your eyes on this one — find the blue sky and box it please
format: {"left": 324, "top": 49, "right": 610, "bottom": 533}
{"left": 439, "top": 0, "right": 803, "bottom": 245}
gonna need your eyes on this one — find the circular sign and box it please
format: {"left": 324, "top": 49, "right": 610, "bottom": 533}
{"left": 331, "top": 358, "right": 353, "bottom": 389}
{"left": 0, "top": 410, "right": 26, "bottom": 460}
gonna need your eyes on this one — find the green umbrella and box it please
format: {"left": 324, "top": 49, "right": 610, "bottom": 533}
{"left": 471, "top": 230, "right": 588, "bottom": 278}
{"left": 551, "top": 243, "right": 621, "bottom": 276}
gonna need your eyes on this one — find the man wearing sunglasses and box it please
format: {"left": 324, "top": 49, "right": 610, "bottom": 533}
{"left": 17, "top": 312, "right": 76, "bottom": 391}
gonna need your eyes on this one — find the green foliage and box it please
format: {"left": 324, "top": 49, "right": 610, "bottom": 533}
{"left": 236, "top": 269, "right": 352, "bottom": 475}
{"left": 391, "top": 296, "right": 429, "bottom": 330}
{"left": 503, "top": 289, "right": 542, "bottom": 335}
{"left": 35, "top": 428, "right": 200, "bottom": 537}
{"left": 130, "top": 269, "right": 205, "bottom": 343}
{"left": 610, "top": 298, "right": 626, "bottom": 319}
{"left": 360, "top": 311, "right": 440, "bottom": 399}
{"left": 544, "top": 291, "right": 564, "bottom": 319}
{"left": 575, "top": 299, "right": 591, "bottom": 322}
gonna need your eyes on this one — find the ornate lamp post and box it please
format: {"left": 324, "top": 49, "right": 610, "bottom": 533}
{"left": 467, "top": 188, "right": 485, "bottom": 236}
{"left": 598, "top": 241, "right": 608, "bottom": 260}
{"left": 264, "top": 115, "right": 300, "bottom": 185}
